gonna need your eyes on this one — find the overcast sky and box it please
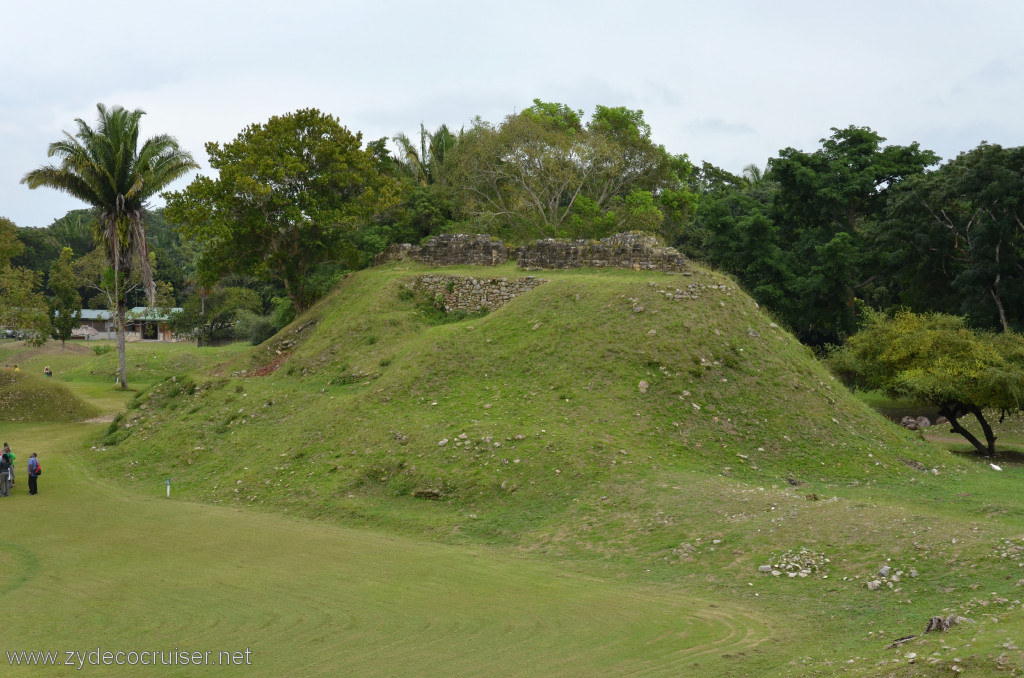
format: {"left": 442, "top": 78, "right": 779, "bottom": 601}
{"left": 3, "top": 0, "right": 1023, "bottom": 227}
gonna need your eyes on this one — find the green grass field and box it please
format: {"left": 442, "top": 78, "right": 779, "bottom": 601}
{"left": 1, "top": 420, "right": 774, "bottom": 676}
{"left": 1, "top": 262, "right": 1023, "bottom": 676}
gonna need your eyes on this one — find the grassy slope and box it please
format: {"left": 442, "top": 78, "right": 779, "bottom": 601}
{"left": 4, "top": 264, "right": 1023, "bottom": 675}
{"left": 2, "top": 422, "right": 774, "bottom": 677}
{"left": 0, "top": 370, "right": 100, "bottom": 423}
{"left": 93, "top": 263, "right": 954, "bottom": 534}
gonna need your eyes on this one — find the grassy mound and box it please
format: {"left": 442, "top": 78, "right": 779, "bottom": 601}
{"left": 0, "top": 371, "right": 100, "bottom": 422}
{"left": 89, "top": 263, "right": 952, "bottom": 545}
{"left": 12, "top": 267, "right": 1024, "bottom": 675}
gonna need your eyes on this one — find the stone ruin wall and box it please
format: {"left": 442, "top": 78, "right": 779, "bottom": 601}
{"left": 375, "top": 234, "right": 511, "bottom": 267}
{"left": 516, "top": 233, "right": 688, "bottom": 271}
{"left": 409, "top": 274, "right": 545, "bottom": 313}
{"left": 375, "top": 232, "right": 688, "bottom": 273}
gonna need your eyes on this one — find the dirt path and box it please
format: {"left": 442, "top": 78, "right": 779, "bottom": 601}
{"left": 82, "top": 413, "right": 116, "bottom": 423}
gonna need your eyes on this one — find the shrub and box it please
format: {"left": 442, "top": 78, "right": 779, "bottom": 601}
{"left": 235, "top": 310, "right": 277, "bottom": 346}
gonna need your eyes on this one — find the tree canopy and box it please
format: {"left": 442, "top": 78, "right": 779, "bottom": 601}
{"left": 10, "top": 101, "right": 1024, "bottom": 367}
{"left": 0, "top": 217, "right": 49, "bottom": 345}
{"left": 165, "top": 108, "right": 402, "bottom": 313}
{"left": 882, "top": 143, "right": 1024, "bottom": 332}
{"left": 829, "top": 310, "right": 1024, "bottom": 455}
{"left": 768, "top": 126, "right": 939, "bottom": 344}
{"left": 440, "top": 100, "right": 693, "bottom": 242}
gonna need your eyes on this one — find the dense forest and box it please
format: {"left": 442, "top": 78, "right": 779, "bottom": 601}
{"left": 3, "top": 100, "right": 1023, "bottom": 348}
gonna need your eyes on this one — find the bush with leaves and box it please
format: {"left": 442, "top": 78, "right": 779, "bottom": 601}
{"left": 234, "top": 310, "right": 277, "bottom": 346}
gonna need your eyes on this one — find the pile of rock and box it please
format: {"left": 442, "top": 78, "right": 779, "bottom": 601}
{"left": 865, "top": 564, "right": 918, "bottom": 590}
{"left": 757, "top": 547, "right": 829, "bottom": 578}
{"left": 994, "top": 538, "right": 1024, "bottom": 563}
{"left": 900, "top": 415, "right": 948, "bottom": 430}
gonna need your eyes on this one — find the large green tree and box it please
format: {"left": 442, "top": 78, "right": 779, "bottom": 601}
{"left": 766, "top": 126, "right": 939, "bottom": 345}
{"left": 829, "top": 310, "right": 1024, "bottom": 455}
{"left": 0, "top": 217, "right": 22, "bottom": 265}
{"left": 47, "top": 247, "right": 82, "bottom": 348}
{"left": 22, "top": 104, "right": 197, "bottom": 388}
{"left": 165, "top": 109, "right": 401, "bottom": 313}
{"left": 694, "top": 187, "right": 793, "bottom": 314}
{"left": 882, "top": 143, "right": 1024, "bottom": 331}
{"left": 10, "top": 225, "right": 60, "bottom": 273}
{"left": 47, "top": 208, "right": 96, "bottom": 256}
{"left": 1, "top": 217, "right": 49, "bottom": 345}
{"left": 441, "top": 100, "right": 690, "bottom": 242}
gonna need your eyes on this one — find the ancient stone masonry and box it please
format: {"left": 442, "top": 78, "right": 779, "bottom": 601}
{"left": 516, "top": 232, "right": 688, "bottom": 272}
{"left": 376, "top": 232, "right": 688, "bottom": 273}
{"left": 409, "top": 275, "right": 545, "bottom": 313}
{"left": 374, "top": 234, "right": 510, "bottom": 267}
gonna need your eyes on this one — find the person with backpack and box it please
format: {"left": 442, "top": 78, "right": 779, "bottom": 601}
{"left": 27, "top": 453, "right": 40, "bottom": 495}
{"left": 0, "top": 452, "right": 11, "bottom": 497}
{"left": 3, "top": 442, "right": 14, "bottom": 485}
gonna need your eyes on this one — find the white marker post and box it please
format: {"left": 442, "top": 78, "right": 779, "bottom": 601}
{"left": 166, "top": 478, "right": 171, "bottom": 497}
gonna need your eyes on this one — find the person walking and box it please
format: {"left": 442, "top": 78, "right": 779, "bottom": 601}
{"left": 2, "top": 442, "right": 13, "bottom": 485}
{"left": 27, "top": 453, "right": 40, "bottom": 495}
{"left": 0, "top": 452, "right": 11, "bottom": 497}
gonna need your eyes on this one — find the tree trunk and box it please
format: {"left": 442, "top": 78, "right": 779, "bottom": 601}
{"left": 969, "top": 405, "right": 997, "bottom": 455}
{"left": 115, "top": 268, "right": 128, "bottom": 390}
{"left": 990, "top": 285, "right": 1009, "bottom": 333}
{"left": 990, "top": 240, "right": 1010, "bottom": 332}
{"left": 939, "top": 405, "right": 989, "bottom": 456}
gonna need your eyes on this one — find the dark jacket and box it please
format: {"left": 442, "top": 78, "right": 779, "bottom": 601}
{"left": 0, "top": 454, "right": 10, "bottom": 475}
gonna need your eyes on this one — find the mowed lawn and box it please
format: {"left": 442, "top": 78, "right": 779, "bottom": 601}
{"left": 0, "top": 420, "right": 768, "bottom": 677}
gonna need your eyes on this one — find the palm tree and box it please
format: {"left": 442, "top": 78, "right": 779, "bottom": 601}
{"left": 741, "top": 163, "right": 764, "bottom": 186}
{"left": 393, "top": 123, "right": 459, "bottom": 185}
{"left": 22, "top": 104, "right": 197, "bottom": 389}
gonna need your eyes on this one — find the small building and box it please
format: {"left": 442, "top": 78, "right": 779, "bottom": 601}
{"left": 77, "top": 309, "right": 114, "bottom": 339}
{"left": 76, "top": 307, "right": 183, "bottom": 342}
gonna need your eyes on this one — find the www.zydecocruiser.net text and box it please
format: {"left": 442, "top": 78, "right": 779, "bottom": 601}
{"left": 6, "top": 647, "right": 252, "bottom": 669}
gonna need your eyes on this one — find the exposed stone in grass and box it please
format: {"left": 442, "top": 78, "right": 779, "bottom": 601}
{"left": 673, "top": 542, "right": 696, "bottom": 557}
{"left": 760, "top": 547, "right": 829, "bottom": 577}
{"left": 994, "top": 538, "right": 1024, "bottom": 561}
{"left": 898, "top": 457, "right": 927, "bottom": 471}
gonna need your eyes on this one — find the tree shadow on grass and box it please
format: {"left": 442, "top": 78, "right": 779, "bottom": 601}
{"left": 943, "top": 443, "right": 1024, "bottom": 465}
